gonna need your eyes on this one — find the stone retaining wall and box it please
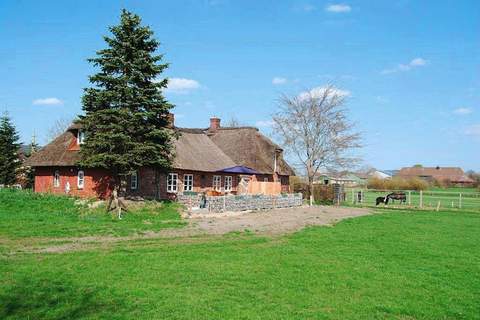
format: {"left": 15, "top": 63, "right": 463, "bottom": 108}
{"left": 177, "top": 193, "right": 303, "bottom": 213}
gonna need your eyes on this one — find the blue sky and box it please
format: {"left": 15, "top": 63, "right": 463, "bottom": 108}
{"left": 0, "top": 0, "right": 479, "bottom": 170}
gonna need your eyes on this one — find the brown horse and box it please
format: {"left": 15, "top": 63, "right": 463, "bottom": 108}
{"left": 386, "top": 192, "right": 407, "bottom": 204}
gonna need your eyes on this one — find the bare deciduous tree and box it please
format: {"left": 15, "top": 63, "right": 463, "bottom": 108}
{"left": 226, "top": 115, "right": 242, "bottom": 127}
{"left": 272, "top": 85, "right": 361, "bottom": 205}
{"left": 46, "top": 117, "right": 74, "bottom": 142}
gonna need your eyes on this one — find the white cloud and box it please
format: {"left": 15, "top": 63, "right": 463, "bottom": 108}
{"left": 298, "top": 86, "right": 351, "bottom": 101}
{"left": 381, "top": 57, "right": 429, "bottom": 74}
{"left": 32, "top": 97, "right": 63, "bottom": 106}
{"left": 453, "top": 107, "right": 473, "bottom": 115}
{"left": 410, "top": 58, "right": 427, "bottom": 66}
{"left": 325, "top": 4, "right": 351, "bottom": 13}
{"left": 272, "top": 77, "right": 287, "bottom": 85}
{"left": 164, "top": 78, "right": 200, "bottom": 93}
{"left": 465, "top": 124, "right": 480, "bottom": 136}
{"left": 256, "top": 120, "right": 274, "bottom": 128}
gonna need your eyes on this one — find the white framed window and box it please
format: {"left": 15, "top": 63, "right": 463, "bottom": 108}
{"left": 77, "top": 170, "right": 85, "bottom": 189}
{"left": 224, "top": 176, "right": 232, "bottom": 192}
{"left": 167, "top": 173, "right": 178, "bottom": 193}
{"left": 184, "top": 174, "right": 193, "bottom": 192}
{"left": 77, "top": 130, "right": 85, "bottom": 145}
{"left": 131, "top": 171, "right": 138, "bottom": 190}
{"left": 53, "top": 170, "right": 60, "bottom": 188}
{"left": 213, "top": 175, "right": 221, "bottom": 191}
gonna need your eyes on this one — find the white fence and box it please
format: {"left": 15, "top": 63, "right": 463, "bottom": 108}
{"left": 345, "top": 189, "right": 480, "bottom": 211}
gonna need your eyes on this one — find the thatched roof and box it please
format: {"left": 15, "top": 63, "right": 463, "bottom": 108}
{"left": 208, "top": 127, "right": 294, "bottom": 176}
{"left": 26, "top": 124, "right": 294, "bottom": 175}
{"left": 173, "top": 130, "right": 236, "bottom": 172}
{"left": 25, "top": 131, "right": 80, "bottom": 167}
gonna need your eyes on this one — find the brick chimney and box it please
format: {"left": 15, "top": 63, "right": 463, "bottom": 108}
{"left": 209, "top": 117, "right": 221, "bottom": 132}
{"left": 167, "top": 113, "right": 174, "bottom": 128}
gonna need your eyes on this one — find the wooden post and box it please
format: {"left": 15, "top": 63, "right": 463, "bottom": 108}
{"left": 352, "top": 189, "right": 355, "bottom": 204}
{"left": 459, "top": 193, "right": 462, "bottom": 209}
{"left": 408, "top": 191, "right": 411, "bottom": 206}
{"left": 419, "top": 190, "right": 423, "bottom": 208}
{"left": 436, "top": 201, "right": 441, "bottom": 212}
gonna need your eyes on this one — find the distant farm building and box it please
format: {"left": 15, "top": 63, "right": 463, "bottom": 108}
{"left": 397, "top": 166, "right": 474, "bottom": 186}
{"left": 314, "top": 172, "right": 366, "bottom": 187}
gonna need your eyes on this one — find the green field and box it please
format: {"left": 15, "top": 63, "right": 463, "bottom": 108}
{"left": 345, "top": 188, "right": 480, "bottom": 211}
{"left": 1, "top": 190, "right": 480, "bottom": 319}
{"left": 0, "top": 189, "right": 185, "bottom": 238}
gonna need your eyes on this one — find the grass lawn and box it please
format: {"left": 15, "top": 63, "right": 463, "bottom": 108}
{"left": 0, "top": 189, "right": 185, "bottom": 238}
{"left": 1, "top": 191, "right": 480, "bottom": 319}
{"left": 345, "top": 188, "right": 480, "bottom": 211}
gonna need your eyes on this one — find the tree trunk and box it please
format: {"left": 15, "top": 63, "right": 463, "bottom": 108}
{"left": 106, "top": 174, "right": 120, "bottom": 212}
{"left": 105, "top": 174, "right": 127, "bottom": 218}
{"left": 308, "top": 177, "right": 314, "bottom": 206}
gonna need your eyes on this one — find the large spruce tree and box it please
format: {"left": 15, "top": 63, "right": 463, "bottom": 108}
{"left": 0, "top": 112, "right": 21, "bottom": 186}
{"left": 79, "top": 10, "right": 174, "bottom": 193}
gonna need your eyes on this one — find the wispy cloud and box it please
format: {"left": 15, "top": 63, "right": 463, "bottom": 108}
{"left": 381, "top": 57, "right": 428, "bottom": 75}
{"left": 325, "top": 4, "right": 351, "bottom": 13}
{"left": 465, "top": 124, "right": 480, "bottom": 137}
{"left": 32, "top": 97, "right": 63, "bottom": 106}
{"left": 453, "top": 107, "right": 473, "bottom": 115}
{"left": 164, "top": 78, "right": 200, "bottom": 94}
{"left": 272, "top": 77, "right": 287, "bottom": 85}
{"left": 298, "top": 86, "right": 351, "bottom": 101}
{"left": 256, "top": 120, "right": 274, "bottom": 128}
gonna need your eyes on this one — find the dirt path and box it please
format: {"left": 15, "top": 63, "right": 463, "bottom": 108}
{"left": 7, "top": 206, "right": 370, "bottom": 254}
{"left": 188, "top": 205, "right": 370, "bottom": 235}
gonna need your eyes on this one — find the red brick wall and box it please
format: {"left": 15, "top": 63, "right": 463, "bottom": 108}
{"left": 125, "top": 169, "right": 242, "bottom": 199}
{"left": 34, "top": 166, "right": 291, "bottom": 199}
{"left": 34, "top": 167, "right": 113, "bottom": 199}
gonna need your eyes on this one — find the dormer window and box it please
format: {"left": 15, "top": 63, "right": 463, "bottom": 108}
{"left": 77, "top": 130, "right": 85, "bottom": 145}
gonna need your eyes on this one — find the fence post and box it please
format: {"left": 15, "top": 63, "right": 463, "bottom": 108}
{"left": 352, "top": 189, "right": 355, "bottom": 204}
{"left": 459, "top": 193, "right": 462, "bottom": 209}
{"left": 419, "top": 190, "right": 423, "bottom": 208}
{"left": 408, "top": 191, "right": 411, "bottom": 206}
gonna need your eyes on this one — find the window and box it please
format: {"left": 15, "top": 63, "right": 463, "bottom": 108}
{"left": 184, "top": 174, "right": 193, "bottom": 192}
{"left": 131, "top": 171, "right": 138, "bottom": 190}
{"left": 53, "top": 170, "right": 60, "bottom": 188}
{"left": 167, "top": 173, "right": 178, "bottom": 193}
{"left": 77, "top": 130, "right": 85, "bottom": 145}
{"left": 224, "top": 176, "right": 232, "bottom": 192}
{"left": 264, "top": 177, "right": 269, "bottom": 182}
{"left": 213, "top": 175, "right": 221, "bottom": 191}
{"left": 77, "top": 170, "right": 85, "bottom": 189}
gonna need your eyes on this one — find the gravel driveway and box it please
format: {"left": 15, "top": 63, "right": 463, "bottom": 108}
{"left": 187, "top": 205, "right": 370, "bottom": 235}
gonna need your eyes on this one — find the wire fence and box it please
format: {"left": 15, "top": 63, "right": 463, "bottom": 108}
{"left": 344, "top": 189, "right": 480, "bottom": 212}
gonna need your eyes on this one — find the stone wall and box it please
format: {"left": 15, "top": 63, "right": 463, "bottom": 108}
{"left": 177, "top": 193, "right": 303, "bottom": 212}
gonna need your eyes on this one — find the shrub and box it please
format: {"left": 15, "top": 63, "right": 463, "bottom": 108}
{"left": 313, "top": 185, "right": 334, "bottom": 203}
{"left": 367, "top": 177, "right": 386, "bottom": 190}
{"left": 291, "top": 181, "right": 337, "bottom": 203}
{"left": 367, "top": 177, "right": 428, "bottom": 191}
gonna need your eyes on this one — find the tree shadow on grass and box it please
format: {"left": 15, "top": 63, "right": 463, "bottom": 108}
{"left": 0, "top": 277, "right": 125, "bottom": 319}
